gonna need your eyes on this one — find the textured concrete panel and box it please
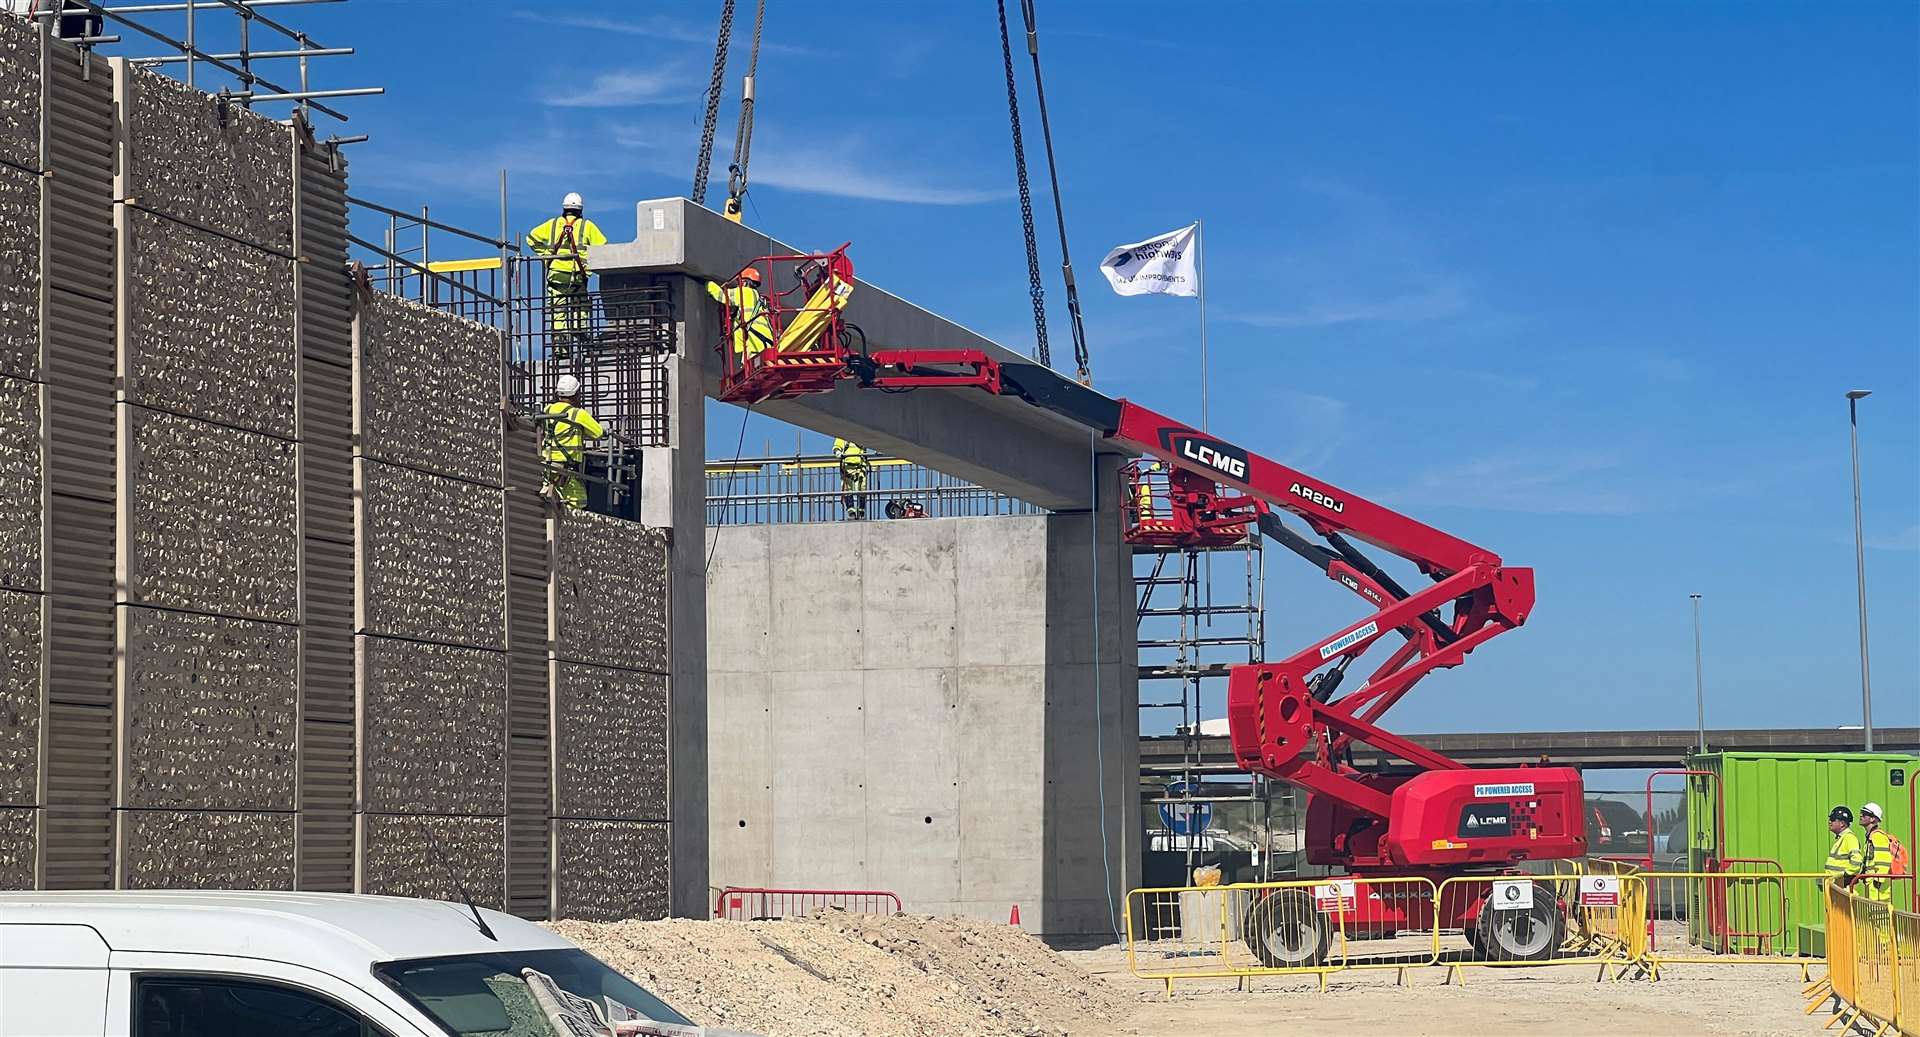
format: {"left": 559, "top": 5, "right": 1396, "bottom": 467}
{"left": 121, "top": 810, "right": 294, "bottom": 889}
{"left": 554, "top": 510, "right": 667, "bottom": 673}
{"left": 359, "top": 462, "right": 505, "bottom": 649}
{"left": 554, "top": 664, "right": 665, "bottom": 820}
{"left": 122, "top": 607, "right": 298, "bottom": 810}
{"left": 0, "top": 375, "right": 40, "bottom": 590}
{"left": 0, "top": 15, "right": 34, "bottom": 171}
{"left": 0, "top": 590, "right": 42, "bottom": 807}
{"left": 0, "top": 807, "right": 32, "bottom": 888}
{"left": 360, "top": 814, "right": 505, "bottom": 909}
{"left": 0, "top": 164, "right": 37, "bottom": 381}
{"left": 356, "top": 292, "right": 502, "bottom": 484}
{"left": 360, "top": 637, "right": 507, "bottom": 816}
{"left": 125, "top": 408, "right": 297, "bottom": 622}
{"left": 554, "top": 820, "right": 669, "bottom": 922}
{"left": 123, "top": 64, "right": 293, "bottom": 252}
{"left": 124, "top": 209, "right": 296, "bottom": 436}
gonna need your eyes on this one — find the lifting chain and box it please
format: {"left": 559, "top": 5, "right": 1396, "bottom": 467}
{"left": 692, "top": 0, "right": 736, "bottom": 207}
{"left": 996, "top": 0, "right": 1050, "bottom": 368}
{"left": 1018, "top": 0, "right": 1092, "bottom": 384}
{"left": 724, "top": 0, "right": 766, "bottom": 217}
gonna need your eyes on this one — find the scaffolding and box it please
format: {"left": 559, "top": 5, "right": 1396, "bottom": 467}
{"left": 17, "top": 0, "right": 380, "bottom": 123}
{"left": 1135, "top": 536, "right": 1286, "bottom": 881}
{"left": 342, "top": 189, "right": 676, "bottom": 518}
{"left": 705, "top": 453, "right": 1043, "bottom": 526}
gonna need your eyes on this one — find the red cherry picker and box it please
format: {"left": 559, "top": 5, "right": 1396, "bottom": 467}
{"left": 712, "top": 248, "right": 1588, "bottom": 966}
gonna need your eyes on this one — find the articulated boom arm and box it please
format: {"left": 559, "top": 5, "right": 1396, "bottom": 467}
{"left": 1097, "top": 400, "right": 1537, "bottom": 824}
{"left": 709, "top": 262, "right": 1557, "bottom": 863}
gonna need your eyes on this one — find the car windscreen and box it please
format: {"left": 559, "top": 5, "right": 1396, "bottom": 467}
{"left": 373, "top": 947, "right": 693, "bottom": 1036}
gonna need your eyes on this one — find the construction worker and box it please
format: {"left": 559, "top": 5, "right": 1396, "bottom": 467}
{"left": 706, "top": 266, "right": 774, "bottom": 362}
{"left": 1825, "top": 805, "right": 1864, "bottom": 889}
{"left": 833, "top": 437, "right": 868, "bottom": 520}
{"left": 526, "top": 193, "right": 607, "bottom": 354}
{"left": 543, "top": 374, "right": 603, "bottom": 511}
{"left": 1860, "top": 802, "right": 1895, "bottom": 902}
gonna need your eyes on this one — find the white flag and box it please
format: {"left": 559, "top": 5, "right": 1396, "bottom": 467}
{"left": 1099, "top": 223, "right": 1200, "bottom": 298}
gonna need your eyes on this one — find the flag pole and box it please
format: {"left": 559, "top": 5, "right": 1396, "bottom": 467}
{"left": 1197, "top": 218, "right": 1208, "bottom": 431}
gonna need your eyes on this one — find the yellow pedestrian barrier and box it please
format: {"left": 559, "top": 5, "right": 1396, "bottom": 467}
{"left": 1894, "top": 908, "right": 1917, "bottom": 1036}
{"left": 1848, "top": 893, "right": 1897, "bottom": 1033}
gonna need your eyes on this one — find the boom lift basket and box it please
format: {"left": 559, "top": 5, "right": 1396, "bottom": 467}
{"left": 713, "top": 245, "right": 1004, "bottom": 405}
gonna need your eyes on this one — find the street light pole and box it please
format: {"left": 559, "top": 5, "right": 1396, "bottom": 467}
{"left": 1846, "top": 389, "right": 1874, "bottom": 751}
{"left": 1690, "top": 594, "right": 1705, "bottom": 754}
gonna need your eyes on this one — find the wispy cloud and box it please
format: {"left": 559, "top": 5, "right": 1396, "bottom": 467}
{"left": 516, "top": 11, "right": 822, "bottom": 56}
{"left": 1395, "top": 450, "right": 1639, "bottom": 516}
{"left": 1224, "top": 273, "right": 1470, "bottom": 329}
{"left": 1866, "top": 524, "right": 1920, "bottom": 551}
{"left": 543, "top": 68, "right": 699, "bottom": 109}
{"left": 607, "top": 122, "right": 1008, "bottom": 206}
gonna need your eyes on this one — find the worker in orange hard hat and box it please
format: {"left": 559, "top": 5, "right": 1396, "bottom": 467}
{"left": 706, "top": 264, "right": 774, "bottom": 360}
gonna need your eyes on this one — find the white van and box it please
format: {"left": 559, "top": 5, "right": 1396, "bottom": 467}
{"left": 0, "top": 891, "right": 742, "bottom": 1036}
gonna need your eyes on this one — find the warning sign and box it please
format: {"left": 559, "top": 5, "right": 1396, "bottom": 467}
{"left": 1578, "top": 875, "right": 1620, "bottom": 907}
{"left": 1313, "top": 879, "right": 1357, "bottom": 913}
{"left": 1491, "top": 880, "right": 1533, "bottom": 911}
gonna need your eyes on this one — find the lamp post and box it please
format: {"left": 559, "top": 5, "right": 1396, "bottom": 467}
{"left": 1845, "top": 390, "right": 1875, "bottom": 751}
{"left": 1690, "top": 594, "right": 1705, "bottom": 754}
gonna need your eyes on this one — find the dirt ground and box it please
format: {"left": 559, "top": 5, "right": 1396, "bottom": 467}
{"left": 1071, "top": 943, "right": 1828, "bottom": 1037}
{"left": 556, "top": 912, "right": 1834, "bottom": 1037}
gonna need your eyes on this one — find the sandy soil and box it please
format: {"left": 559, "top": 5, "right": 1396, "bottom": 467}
{"left": 550, "top": 912, "right": 1130, "bottom": 1037}
{"left": 555, "top": 912, "right": 1833, "bottom": 1037}
{"left": 1069, "top": 943, "right": 1829, "bottom": 1037}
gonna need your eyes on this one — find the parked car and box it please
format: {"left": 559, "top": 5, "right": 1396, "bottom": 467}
{"left": 0, "top": 890, "right": 747, "bottom": 1037}
{"left": 1585, "top": 798, "right": 1650, "bottom": 855}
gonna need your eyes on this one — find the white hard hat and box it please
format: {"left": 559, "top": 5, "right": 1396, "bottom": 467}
{"left": 1862, "top": 802, "right": 1884, "bottom": 820}
{"left": 555, "top": 374, "right": 582, "bottom": 397}
{"left": 562, "top": 192, "right": 584, "bottom": 211}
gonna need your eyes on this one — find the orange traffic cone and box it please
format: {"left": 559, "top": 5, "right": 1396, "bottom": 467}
{"left": 1008, "top": 904, "right": 1021, "bottom": 926}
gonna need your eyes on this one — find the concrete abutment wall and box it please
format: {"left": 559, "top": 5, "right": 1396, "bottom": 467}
{"left": 705, "top": 513, "right": 1140, "bottom": 939}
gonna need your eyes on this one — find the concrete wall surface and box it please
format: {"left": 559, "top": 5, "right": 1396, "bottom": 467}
{"left": 0, "top": 15, "right": 37, "bottom": 172}
{"left": 704, "top": 513, "right": 1138, "bottom": 939}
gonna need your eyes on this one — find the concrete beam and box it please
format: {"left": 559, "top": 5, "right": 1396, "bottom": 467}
{"left": 593, "top": 199, "right": 1127, "bottom": 512}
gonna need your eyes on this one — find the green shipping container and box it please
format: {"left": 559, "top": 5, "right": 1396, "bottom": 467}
{"left": 1681, "top": 750, "right": 1917, "bottom": 957}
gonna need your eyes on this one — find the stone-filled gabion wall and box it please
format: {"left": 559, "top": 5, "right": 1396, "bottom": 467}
{"left": 554, "top": 820, "right": 670, "bottom": 922}
{"left": 360, "top": 814, "right": 507, "bottom": 908}
{"left": 356, "top": 292, "right": 502, "bottom": 485}
{"left": 123, "top": 209, "right": 297, "bottom": 437}
{"left": 122, "top": 65, "right": 293, "bottom": 253}
{"left": 554, "top": 664, "right": 667, "bottom": 820}
{"left": 0, "top": 15, "right": 36, "bottom": 172}
{"left": 0, "top": 165, "right": 38, "bottom": 382}
{"left": 0, "top": 589, "right": 43, "bottom": 807}
{"left": 121, "top": 810, "right": 295, "bottom": 890}
{"left": 123, "top": 407, "right": 298, "bottom": 622}
{"left": 0, "top": 808, "right": 33, "bottom": 888}
{"left": 554, "top": 509, "right": 669, "bottom": 673}
{"left": 0, "top": 375, "right": 41, "bottom": 590}
{"left": 120, "top": 606, "right": 297, "bottom": 810}
{"left": 359, "top": 637, "right": 507, "bottom": 816}
{"left": 359, "top": 460, "right": 506, "bottom": 649}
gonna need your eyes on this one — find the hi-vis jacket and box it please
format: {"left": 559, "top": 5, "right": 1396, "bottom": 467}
{"left": 527, "top": 215, "right": 607, "bottom": 280}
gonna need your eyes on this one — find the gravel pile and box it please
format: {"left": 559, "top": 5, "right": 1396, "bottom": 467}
{"left": 549, "top": 911, "right": 1129, "bottom": 1037}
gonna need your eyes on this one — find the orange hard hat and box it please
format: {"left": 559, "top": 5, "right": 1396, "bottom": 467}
{"left": 737, "top": 266, "right": 762, "bottom": 283}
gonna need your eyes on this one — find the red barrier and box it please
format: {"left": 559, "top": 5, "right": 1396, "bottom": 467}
{"left": 713, "top": 887, "right": 903, "bottom": 921}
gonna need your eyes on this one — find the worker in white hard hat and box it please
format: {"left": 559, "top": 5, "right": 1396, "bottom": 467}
{"left": 526, "top": 193, "right": 608, "bottom": 355}
{"left": 1859, "top": 802, "right": 1896, "bottom": 903}
{"left": 543, "top": 373, "right": 603, "bottom": 510}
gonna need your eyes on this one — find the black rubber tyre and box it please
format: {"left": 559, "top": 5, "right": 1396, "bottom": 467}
{"left": 1474, "top": 880, "right": 1563, "bottom": 962}
{"left": 1243, "top": 889, "right": 1332, "bottom": 969}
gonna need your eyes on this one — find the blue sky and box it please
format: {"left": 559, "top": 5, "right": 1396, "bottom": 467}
{"left": 156, "top": 1, "right": 1916, "bottom": 736}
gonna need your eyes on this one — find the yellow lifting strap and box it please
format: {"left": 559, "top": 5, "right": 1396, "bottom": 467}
{"left": 774, "top": 271, "right": 855, "bottom": 354}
